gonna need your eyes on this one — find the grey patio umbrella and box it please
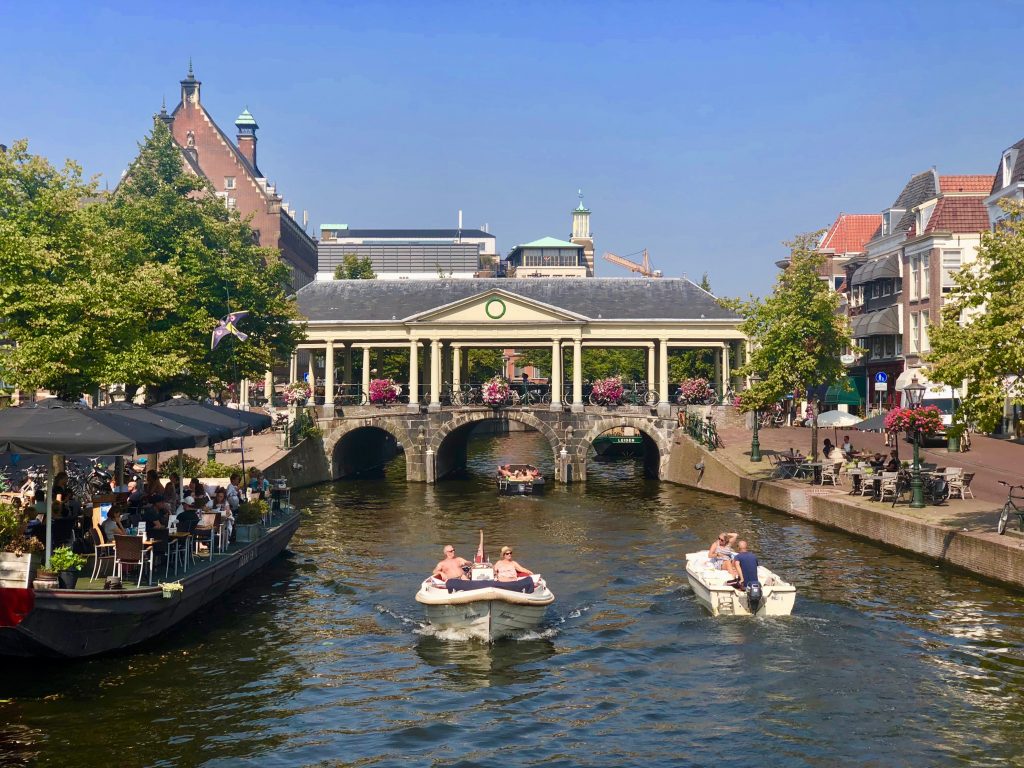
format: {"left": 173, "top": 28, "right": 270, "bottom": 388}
{"left": 856, "top": 413, "right": 890, "bottom": 432}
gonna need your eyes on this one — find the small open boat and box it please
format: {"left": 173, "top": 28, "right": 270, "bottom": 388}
{"left": 496, "top": 464, "right": 545, "bottom": 496}
{"left": 684, "top": 551, "right": 796, "bottom": 617}
{"left": 415, "top": 531, "right": 554, "bottom": 641}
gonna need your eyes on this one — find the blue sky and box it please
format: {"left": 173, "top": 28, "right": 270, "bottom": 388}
{"left": 3, "top": 1, "right": 1022, "bottom": 297}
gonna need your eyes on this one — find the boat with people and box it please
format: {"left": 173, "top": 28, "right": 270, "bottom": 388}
{"left": 495, "top": 463, "right": 545, "bottom": 495}
{"left": 415, "top": 532, "right": 555, "bottom": 641}
{"left": 592, "top": 427, "right": 645, "bottom": 458}
{"left": 685, "top": 550, "right": 796, "bottom": 617}
{"left": 0, "top": 504, "right": 300, "bottom": 658}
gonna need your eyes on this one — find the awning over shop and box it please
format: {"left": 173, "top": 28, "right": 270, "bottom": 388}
{"left": 825, "top": 377, "right": 863, "bottom": 406}
{"left": 851, "top": 305, "right": 900, "bottom": 338}
{"left": 850, "top": 253, "right": 900, "bottom": 286}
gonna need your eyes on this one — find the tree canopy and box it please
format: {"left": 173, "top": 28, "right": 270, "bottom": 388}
{"left": 0, "top": 125, "right": 304, "bottom": 401}
{"left": 725, "top": 231, "right": 852, "bottom": 459}
{"left": 333, "top": 254, "right": 376, "bottom": 279}
{"left": 927, "top": 200, "right": 1024, "bottom": 435}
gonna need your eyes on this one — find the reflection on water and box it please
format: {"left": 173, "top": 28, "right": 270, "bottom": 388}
{"left": 415, "top": 636, "right": 557, "bottom": 690}
{"left": 3, "top": 430, "right": 1024, "bottom": 766}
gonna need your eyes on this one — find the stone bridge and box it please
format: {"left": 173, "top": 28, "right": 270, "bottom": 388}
{"left": 318, "top": 405, "right": 682, "bottom": 483}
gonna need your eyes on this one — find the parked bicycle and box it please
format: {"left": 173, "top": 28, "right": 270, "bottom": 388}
{"left": 452, "top": 383, "right": 483, "bottom": 406}
{"left": 510, "top": 386, "right": 551, "bottom": 406}
{"left": 997, "top": 480, "right": 1024, "bottom": 535}
{"left": 334, "top": 384, "right": 368, "bottom": 406}
{"left": 620, "top": 381, "right": 659, "bottom": 407}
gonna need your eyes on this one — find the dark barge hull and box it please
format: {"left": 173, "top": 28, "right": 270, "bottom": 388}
{"left": 593, "top": 436, "right": 644, "bottom": 458}
{"left": 496, "top": 477, "right": 546, "bottom": 496}
{"left": 0, "top": 511, "right": 300, "bottom": 658}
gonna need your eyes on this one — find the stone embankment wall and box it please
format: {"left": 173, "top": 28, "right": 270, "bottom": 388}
{"left": 664, "top": 434, "right": 1024, "bottom": 589}
{"left": 263, "top": 436, "right": 332, "bottom": 490}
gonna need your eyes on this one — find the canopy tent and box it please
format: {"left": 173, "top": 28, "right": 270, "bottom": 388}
{"left": 98, "top": 401, "right": 214, "bottom": 446}
{"left": 824, "top": 377, "right": 863, "bottom": 407}
{"left": 150, "top": 399, "right": 266, "bottom": 438}
{"left": 856, "top": 413, "right": 890, "bottom": 431}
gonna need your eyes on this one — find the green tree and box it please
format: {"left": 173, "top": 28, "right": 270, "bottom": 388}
{"left": 333, "top": 254, "right": 376, "bottom": 279}
{"left": 928, "top": 200, "right": 1024, "bottom": 436}
{"left": 466, "top": 349, "right": 503, "bottom": 381}
{"left": 726, "top": 231, "right": 852, "bottom": 458}
{"left": 105, "top": 119, "right": 305, "bottom": 401}
{"left": 0, "top": 140, "right": 166, "bottom": 399}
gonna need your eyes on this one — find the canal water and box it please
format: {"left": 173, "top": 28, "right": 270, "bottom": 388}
{"left": 2, "top": 431, "right": 1024, "bottom": 766}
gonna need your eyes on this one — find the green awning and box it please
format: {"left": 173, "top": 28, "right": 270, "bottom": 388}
{"left": 825, "top": 377, "right": 863, "bottom": 406}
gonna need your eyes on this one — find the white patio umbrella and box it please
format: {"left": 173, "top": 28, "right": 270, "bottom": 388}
{"left": 817, "top": 410, "right": 863, "bottom": 427}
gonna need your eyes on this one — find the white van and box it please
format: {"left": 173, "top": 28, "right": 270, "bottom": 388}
{"left": 921, "top": 385, "right": 960, "bottom": 442}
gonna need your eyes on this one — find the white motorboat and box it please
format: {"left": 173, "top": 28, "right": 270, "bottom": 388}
{"left": 684, "top": 551, "right": 796, "bottom": 617}
{"left": 415, "top": 562, "right": 555, "bottom": 641}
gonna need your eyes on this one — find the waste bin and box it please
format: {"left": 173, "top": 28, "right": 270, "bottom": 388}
{"left": 947, "top": 435, "right": 959, "bottom": 453}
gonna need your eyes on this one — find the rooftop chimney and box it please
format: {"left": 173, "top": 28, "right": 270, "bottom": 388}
{"left": 235, "top": 108, "right": 259, "bottom": 173}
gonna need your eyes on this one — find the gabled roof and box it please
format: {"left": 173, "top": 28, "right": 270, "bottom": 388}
{"left": 924, "top": 196, "right": 991, "bottom": 234}
{"left": 818, "top": 213, "right": 882, "bottom": 254}
{"left": 295, "top": 278, "right": 740, "bottom": 322}
{"left": 518, "top": 236, "right": 579, "bottom": 249}
{"left": 939, "top": 175, "right": 994, "bottom": 194}
{"left": 869, "top": 170, "right": 939, "bottom": 241}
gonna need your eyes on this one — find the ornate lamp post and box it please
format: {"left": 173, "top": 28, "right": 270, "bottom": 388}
{"left": 749, "top": 373, "right": 762, "bottom": 462}
{"left": 904, "top": 375, "right": 926, "bottom": 509}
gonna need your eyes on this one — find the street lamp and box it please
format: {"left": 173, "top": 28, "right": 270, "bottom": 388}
{"left": 749, "top": 373, "right": 762, "bottom": 462}
{"left": 904, "top": 375, "right": 926, "bottom": 509}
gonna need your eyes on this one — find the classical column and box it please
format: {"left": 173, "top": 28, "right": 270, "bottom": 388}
{"left": 452, "top": 346, "right": 462, "bottom": 390}
{"left": 429, "top": 339, "right": 442, "bottom": 408}
{"left": 572, "top": 338, "right": 583, "bottom": 411}
{"left": 549, "top": 339, "right": 562, "bottom": 409}
{"left": 361, "top": 347, "right": 371, "bottom": 400}
{"left": 307, "top": 352, "right": 316, "bottom": 398}
{"left": 324, "top": 342, "right": 335, "bottom": 415}
{"left": 343, "top": 345, "right": 352, "bottom": 385}
{"left": 658, "top": 339, "right": 669, "bottom": 403}
{"left": 408, "top": 340, "right": 420, "bottom": 407}
{"left": 264, "top": 370, "right": 273, "bottom": 406}
{"left": 722, "top": 344, "right": 731, "bottom": 397}
{"left": 289, "top": 352, "right": 298, "bottom": 383}
{"left": 716, "top": 348, "right": 724, "bottom": 397}
{"left": 646, "top": 343, "right": 656, "bottom": 388}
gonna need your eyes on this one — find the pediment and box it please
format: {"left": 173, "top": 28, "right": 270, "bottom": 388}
{"left": 404, "top": 289, "right": 587, "bottom": 325}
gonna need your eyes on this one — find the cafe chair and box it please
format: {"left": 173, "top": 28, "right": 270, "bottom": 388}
{"left": 949, "top": 472, "right": 975, "bottom": 500}
{"left": 879, "top": 472, "right": 900, "bottom": 502}
{"left": 90, "top": 526, "right": 116, "bottom": 580}
{"left": 114, "top": 534, "right": 154, "bottom": 587}
{"left": 819, "top": 462, "right": 843, "bottom": 487}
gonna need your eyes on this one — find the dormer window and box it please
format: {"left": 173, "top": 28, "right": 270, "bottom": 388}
{"left": 1002, "top": 149, "right": 1017, "bottom": 189}
{"left": 882, "top": 212, "right": 892, "bottom": 236}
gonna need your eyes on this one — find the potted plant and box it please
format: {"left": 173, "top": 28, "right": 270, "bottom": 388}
{"left": 49, "top": 545, "right": 87, "bottom": 589}
{"left": 234, "top": 499, "right": 268, "bottom": 543}
{"left": 158, "top": 581, "right": 184, "bottom": 599}
{"left": 482, "top": 376, "right": 510, "bottom": 407}
{"left": 590, "top": 376, "right": 625, "bottom": 407}
{"left": 368, "top": 377, "right": 399, "bottom": 406}
{"left": 0, "top": 502, "right": 44, "bottom": 587}
{"left": 283, "top": 381, "right": 312, "bottom": 406}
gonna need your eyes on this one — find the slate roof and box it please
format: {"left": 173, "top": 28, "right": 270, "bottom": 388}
{"left": 323, "top": 228, "right": 495, "bottom": 240}
{"left": 869, "top": 170, "right": 939, "bottom": 241}
{"left": 295, "top": 279, "right": 740, "bottom": 322}
{"left": 924, "top": 196, "right": 991, "bottom": 234}
{"left": 991, "top": 138, "right": 1024, "bottom": 194}
{"left": 939, "top": 175, "right": 994, "bottom": 194}
{"left": 818, "top": 213, "right": 882, "bottom": 254}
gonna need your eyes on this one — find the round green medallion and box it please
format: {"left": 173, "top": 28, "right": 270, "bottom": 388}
{"left": 485, "top": 298, "right": 506, "bottom": 319}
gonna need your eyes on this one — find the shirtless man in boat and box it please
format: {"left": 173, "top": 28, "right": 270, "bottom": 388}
{"left": 433, "top": 545, "right": 472, "bottom": 581}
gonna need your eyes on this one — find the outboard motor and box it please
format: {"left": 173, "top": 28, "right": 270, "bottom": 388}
{"left": 746, "top": 583, "right": 764, "bottom": 614}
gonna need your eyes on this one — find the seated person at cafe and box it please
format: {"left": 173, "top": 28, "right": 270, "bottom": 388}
{"left": 140, "top": 502, "right": 166, "bottom": 530}
{"left": 842, "top": 435, "right": 854, "bottom": 458}
{"left": 869, "top": 452, "right": 886, "bottom": 471}
{"left": 175, "top": 497, "right": 201, "bottom": 532}
{"left": 101, "top": 505, "right": 128, "bottom": 542}
{"left": 822, "top": 439, "right": 836, "bottom": 460}
{"left": 884, "top": 450, "right": 901, "bottom": 472}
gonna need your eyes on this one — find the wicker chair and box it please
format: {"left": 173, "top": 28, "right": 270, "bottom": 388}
{"left": 949, "top": 472, "right": 975, "bottom": 500}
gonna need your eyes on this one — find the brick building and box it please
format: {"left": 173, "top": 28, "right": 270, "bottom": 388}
{"left": 159, "top": 65, "right": 317, "bottom": 289}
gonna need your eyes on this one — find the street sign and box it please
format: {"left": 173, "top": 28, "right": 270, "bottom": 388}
{"left": 875, "top": 382, "right": 888, "bottom": 392}
{"left": 874, "top": 372, "right": 888, "bottom": 384}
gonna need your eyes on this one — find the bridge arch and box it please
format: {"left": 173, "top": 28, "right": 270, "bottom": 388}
{"left": 322, "top": 417, "right": 414, "bottom": 479}
{"left": 575, "top": 416, "right": 673, "bottom": 480}
{"left": 427, "top": 410, "right": 563, "bottom": 481}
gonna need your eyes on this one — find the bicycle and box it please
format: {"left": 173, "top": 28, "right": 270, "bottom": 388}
{"left": 997, "top": 481, "right": 1024, "bottom": 534}
{"left": 510, "top": 386, "right": 551, "bottom": 406}
{"left": 621, "top": 381, "right": 659, "bottom": 407}
{"left": 333, "top": 384, "right": 368, "bottom": 406}
{"left": 452, "top": 383, "right": 482, "bottom": 406}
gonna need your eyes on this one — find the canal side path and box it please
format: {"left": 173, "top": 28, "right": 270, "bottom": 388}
{"left": 666, "top": 414, "right": 1024, "bottom": 589}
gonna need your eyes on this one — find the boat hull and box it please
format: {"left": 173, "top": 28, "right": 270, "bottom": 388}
{"left": 0, "top": 511, "right": 300, "bottom": 658}
{"left": 496, "top": 477, "right": 545, "bottom": 496}
{"left": 593, "top": 435, "right": 644, "bottom": 458}
{"left": 416, "top": 579, "right": 554, "bottom": 641}
{"left": 684, "top": 552, "right": 796, "bottom": 617}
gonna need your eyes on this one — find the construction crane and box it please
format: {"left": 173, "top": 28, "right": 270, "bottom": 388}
{"left": 602, "top": 249, "right": 662, "bottom": 278}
